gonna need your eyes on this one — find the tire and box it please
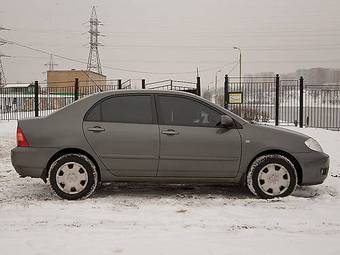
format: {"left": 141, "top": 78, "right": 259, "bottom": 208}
{"left": 246, "top": 154, "right": 297, "bottom": 199}
{"left": 48, "top": 154, "right": 98, "bottom": 200}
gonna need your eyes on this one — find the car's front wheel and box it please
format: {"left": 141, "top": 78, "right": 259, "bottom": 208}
{"left": 246, "top": 154, "right": 297, "bottom": 199}
{"left": 48, "top": 154, "right": 98, "bottom": 200}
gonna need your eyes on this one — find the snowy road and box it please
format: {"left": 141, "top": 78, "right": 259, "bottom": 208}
{"left": 0, "top": 120, "right": 339, "bottom": 255}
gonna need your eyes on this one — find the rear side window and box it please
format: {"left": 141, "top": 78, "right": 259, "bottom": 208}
{"left": 87, "top": 95, "right": 154, "bottom": 124}
{"left": 86, "top": 103, "right": 101, "bottom": 122}
{"left": 157, "top": 96, "right": 221, "bottom": 127}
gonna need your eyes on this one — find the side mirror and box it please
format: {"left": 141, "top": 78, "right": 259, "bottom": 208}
{"left": 221, "top": 115, "right": 234, "bottom": 128}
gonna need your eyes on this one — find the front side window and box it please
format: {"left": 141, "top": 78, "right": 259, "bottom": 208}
{"left": 157, "top": 96, "right": 221, "bottom": 127}
{"left": 86, "top": 95, "right": 153, "bottom": 124}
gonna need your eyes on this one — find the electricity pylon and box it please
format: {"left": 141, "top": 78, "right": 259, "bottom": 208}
{"left": 0, "top": 27, "right": 9, "bottom": 87}
{"left": 86, "top": 6, "right": 103, "bottom": 74}
{"left": 45, "top": 54, "right": 58, "bottom": 71}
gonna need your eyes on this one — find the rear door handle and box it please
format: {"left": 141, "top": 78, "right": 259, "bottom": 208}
{"left": 88, "top": 126, "right": 105, "bottom": 132}
{"left": 161, "top": 129, "right": 179, "bottom": 136}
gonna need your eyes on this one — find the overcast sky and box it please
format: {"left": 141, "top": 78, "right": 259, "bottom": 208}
{"left": 1, "top": 0, "right": 340, "bottom": 88}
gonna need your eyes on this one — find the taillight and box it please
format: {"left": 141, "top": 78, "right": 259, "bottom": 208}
{"left": 17, "top": 127, "right": 30, "bottom": 147}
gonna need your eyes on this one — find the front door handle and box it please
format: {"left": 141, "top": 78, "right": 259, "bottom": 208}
{"left": 88, "top": 126, "right": 105, "bottom": 132}
{"left": 161, "top": 129, "right": 179, "bottom": 136}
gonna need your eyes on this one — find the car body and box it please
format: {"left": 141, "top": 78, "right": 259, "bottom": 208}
{"left": 11, "top": 90, "right": 329, "bottom": 199}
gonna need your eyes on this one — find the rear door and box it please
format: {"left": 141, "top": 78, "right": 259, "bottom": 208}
{"left": 83, "top": 94, "right": 159, "bottom": 177}
{"left": 156, "top": 95, "right": 242, "bottom": 178}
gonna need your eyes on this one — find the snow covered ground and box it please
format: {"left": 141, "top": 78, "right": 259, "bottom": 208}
{"left": 0, "top": 120, "right": 339, "bottom": 255}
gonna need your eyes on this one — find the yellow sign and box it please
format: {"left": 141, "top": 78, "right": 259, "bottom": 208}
{"left": 228, "top": 92, "right": 243, "bottom": 104}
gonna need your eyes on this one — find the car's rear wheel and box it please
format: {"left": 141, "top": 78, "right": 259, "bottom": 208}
{"left": 246, "top": 154, "right": 297, "bottom": 199}
{"left": 48, "top": 154, "right": 98, "bottom": 200}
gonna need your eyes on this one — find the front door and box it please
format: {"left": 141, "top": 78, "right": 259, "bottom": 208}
{"left": 156, "top": 95, "right": 241, "bottom": 178}
{"left": 83, "top": 94, "right": 159, "bottom": 177}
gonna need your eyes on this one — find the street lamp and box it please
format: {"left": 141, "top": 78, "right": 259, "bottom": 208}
{"left": 233, "top": 46, "right": 242, "bottom": 86}
{"left": 215, "top": 69, "right": 222, "bottom": 94}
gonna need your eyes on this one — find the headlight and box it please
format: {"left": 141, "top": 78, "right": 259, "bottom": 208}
{"left": 305, "top": 138, "right": 323, "bottom": 152}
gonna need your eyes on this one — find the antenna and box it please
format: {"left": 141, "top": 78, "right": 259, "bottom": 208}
{"left": 86, "top": 6, "right": 103, "bottom": 74}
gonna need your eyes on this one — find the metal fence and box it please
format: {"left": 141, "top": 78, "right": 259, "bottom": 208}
{"left": 0, "top": 78, "right": 200, "bottom": 120}
{"left": 0, "top": 86, "right": 39, "bottom": 120}
{"left": 145, "top": 79, "right": 200, "bottom": 95}
{"left": 226, "top": 77, "right": 277, "bottom": 123}
{"left": 304, "top": 85, "right": 340, "bottom": 129}
{"left": 225, "top": 75, "right": 340, "bottom": 130}
{"left": 2, "top": 75, "right": 339, "bottom": 130}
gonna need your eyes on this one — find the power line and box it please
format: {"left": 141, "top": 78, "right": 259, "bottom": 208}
{"left": 6, "top": 38, "right": 340, "bottom": 75}
{"left": 8, "top": 54, "right": 340, "bottom": 64}
{"left": 207, "top": 62, "right": 239, "bottom": 85}
{"left": 102, "top": 44, "right": 340, "bottom": 51}
{"left": 226, "top": 62, "right": 239, "bottom": 75}
{"left": 3, "top": 38, "right": 238, "bottom": 75}
{"left": 9, "top": 27, "right": 340, "bottom": 36}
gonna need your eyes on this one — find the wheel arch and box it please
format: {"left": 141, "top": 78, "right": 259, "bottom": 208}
{"left": 245, "top": 149, "right": 303, "bottom": 185}
{"left": 41, "top": 148, "right": 101, "bottom": 182}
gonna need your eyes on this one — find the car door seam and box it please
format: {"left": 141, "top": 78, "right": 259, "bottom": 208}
{"left": 153, "top": 94, "right": 162, "bottom": 177}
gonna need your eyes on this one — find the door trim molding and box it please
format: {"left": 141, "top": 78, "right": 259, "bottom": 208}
{"left": 101, "top": 154, "right": 158, "bottom": 160}
{"left": 160, "top": 155, "right": 239, "bottom": 161}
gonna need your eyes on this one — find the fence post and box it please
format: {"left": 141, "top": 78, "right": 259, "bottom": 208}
{"left": 299, "top": 76, "right": 304, "bottom": 128}
{"left": 170, "top": 80, "right": 173, "bottom": 90}
{"left": 196, "top": 76, "right": 201, "bottom": 96}
{"left": 118, "top": 79, "right": 122, "bottom": 89}
{"left": 74, "top": 78, "right": 79, "bottom": 101}
{"left": 275, "top": 74, "right": 280, "bottom": 126}
{"left": 142, "top": 79, "right": 146, "bottom": 89}
{"left": 34, "top": 81, "right": 39, "bottom": 117}
{"left": 224, "top": 75, "right": 229, "bottom": 109}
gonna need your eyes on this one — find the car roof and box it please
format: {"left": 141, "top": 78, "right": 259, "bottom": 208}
{"left": 96, "top": 89, "right": 199, "bottom": 97}
{"left": 89, "top": 89, "right": 206, "bottom": 102}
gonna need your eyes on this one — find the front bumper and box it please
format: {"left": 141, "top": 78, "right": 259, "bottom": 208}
{"left": 11, "top": 147, "right": 58, "bottom": 178}
{"left": 292, "top": 151, "right": 330, "bottom": 185}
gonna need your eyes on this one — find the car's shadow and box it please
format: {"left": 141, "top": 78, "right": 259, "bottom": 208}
{"left": 94, "top": 182, "right": 331, "bottom": 200}
{"left": 94, "top": 182, "right": 254, "bottom": 199}
{"left": 8, "top": 181, "right": 330, "bottom": 202}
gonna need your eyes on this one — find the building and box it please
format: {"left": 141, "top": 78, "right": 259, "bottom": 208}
{"left": 47, "top": 70, "right": 106, "bottom": 89}
{"left": 3, "top": 83, "right": 34, "bottom": 93}
{"left": 0, "top": 83, "right": 34, "bottom": 113}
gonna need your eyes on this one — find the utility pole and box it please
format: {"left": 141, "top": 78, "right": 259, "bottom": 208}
{"left": 214, "top": 69, "right": 221, "bottom": 104}
{"left": 86, "top": 6, "right": 103, "bottom": 74}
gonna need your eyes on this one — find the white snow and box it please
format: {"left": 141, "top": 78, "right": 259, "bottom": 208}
{"left": 0, "top": 120, "right": 339, "bottom": 255}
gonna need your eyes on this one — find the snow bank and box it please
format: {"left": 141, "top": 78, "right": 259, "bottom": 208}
{"left": 0, "top": 121, "right": 339, "bottom": 255}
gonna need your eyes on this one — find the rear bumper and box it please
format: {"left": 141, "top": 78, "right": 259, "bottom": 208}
{"left": 292, "top": 151, "right": 330, "bottom": 186}
{"left": 11, "top": 147, "right": 58, "bottom": 178}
